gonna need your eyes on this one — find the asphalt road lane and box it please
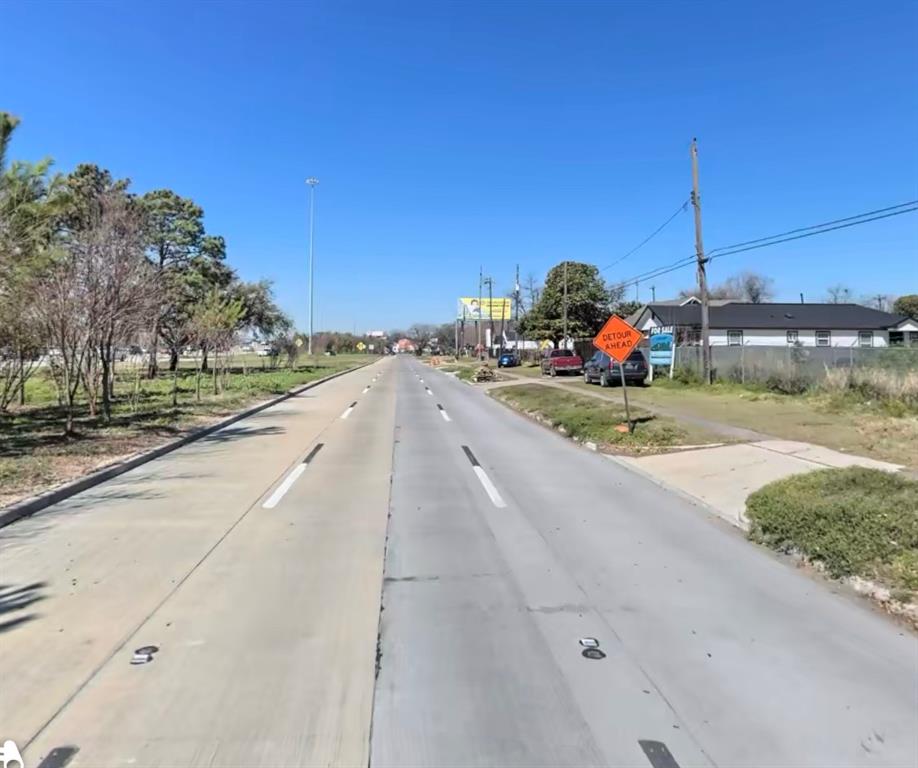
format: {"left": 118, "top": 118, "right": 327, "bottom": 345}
{"left": 372, "top": 358, "right": 917, "bottom": 767}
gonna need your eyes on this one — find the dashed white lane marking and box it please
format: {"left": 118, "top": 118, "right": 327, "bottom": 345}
{"left": 263, "top": 465, "right": 306, "bottom": 509}
{"left": 461, "top": 445, "right": 507, "bottom": 508}
{"left": 340, "top": 401, "right": 357, "bottom": 419}
{"left": 473, "top": 467, "right": 506, "bottom": 508}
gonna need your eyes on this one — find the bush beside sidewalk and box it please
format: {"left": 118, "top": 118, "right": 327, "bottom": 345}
{"left": 747, "top": 467, "right": 918, "bottom": 624}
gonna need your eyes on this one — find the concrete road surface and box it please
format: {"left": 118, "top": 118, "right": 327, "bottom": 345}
{"left": 1, "top": 357, "right": 915, "bottom": 767}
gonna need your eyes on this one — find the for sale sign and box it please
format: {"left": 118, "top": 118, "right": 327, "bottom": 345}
{"left": 593, "top": 315, "right": 642, "bottom": 362}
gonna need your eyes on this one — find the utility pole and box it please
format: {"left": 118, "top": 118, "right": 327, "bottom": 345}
{"left": 562, "top": 260, "right": 569, "bottom": 349}
{"left": 690, "top": 139, "right": 711, "bottom": 384}
{"left": 306, "top": 178, "right": 319, "bottom": 357}
{"left": 484, "top": 276, "right": 495, "bottom": 357}
{"left": 515, "top": 264, "right": 521, "bottom": 350}
{"left": 475, "top": 267, "right": 484, "bottom": 360}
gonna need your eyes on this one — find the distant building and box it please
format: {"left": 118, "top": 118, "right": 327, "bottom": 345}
{"left": 628, "top": 298, "right": 918, "bottom": 347}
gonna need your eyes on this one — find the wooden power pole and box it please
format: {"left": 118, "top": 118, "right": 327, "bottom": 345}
{"left": 691, "top": 138, "right": 712, "bottom": 384}
{"left": 562, "top": 260, "right": 569, "bottom": 348}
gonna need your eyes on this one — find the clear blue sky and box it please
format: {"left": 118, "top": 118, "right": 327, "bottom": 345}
{"left": 4, "top": 0, "right": 917, "bottom": 331}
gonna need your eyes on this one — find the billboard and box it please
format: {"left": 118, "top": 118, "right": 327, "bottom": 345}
{"left": 457, "top": 297, "right": 512, "bottom": 321}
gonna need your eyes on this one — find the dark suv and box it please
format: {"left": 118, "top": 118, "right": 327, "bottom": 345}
{"left": 583, "top": 348, "right": 649, "bottom": 387}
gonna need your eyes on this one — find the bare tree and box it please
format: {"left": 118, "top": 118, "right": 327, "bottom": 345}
{"left": 522, "top": 272, "right": 541, "bottom": 314}
{"left": 36, "top": 251, "right": 93, "bottom": 435}
{"left": 81, "top": 192, "right": 159, "bottom": 421}
{"left": 826, "top": 284, "right": 853, "bottom": 304}
{"left": 680, "top": 270, "right": 773, "bottom": 303}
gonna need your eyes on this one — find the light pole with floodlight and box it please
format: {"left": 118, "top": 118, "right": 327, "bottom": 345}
{"left": 306, "top": 178, "right": 319, "bottom": 356}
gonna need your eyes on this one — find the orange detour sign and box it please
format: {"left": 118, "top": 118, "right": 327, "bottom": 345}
{"left": 593, "top": 315, "right": 642, "bottom": 433}
{"left": 593, "top": 315, "right": 642, "bottom": 362}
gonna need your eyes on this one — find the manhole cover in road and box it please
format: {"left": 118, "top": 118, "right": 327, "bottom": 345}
{"left": 581, "top": 648, "right": 606, "bottom": 660}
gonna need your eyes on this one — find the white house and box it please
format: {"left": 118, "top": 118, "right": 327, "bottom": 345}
{"left": 627, "top": 299, "right": 918, "bottom": 348}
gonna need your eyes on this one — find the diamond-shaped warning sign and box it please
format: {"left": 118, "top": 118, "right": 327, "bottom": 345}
{"left": 593, "top": 315, "right": 642, "bottom": 363}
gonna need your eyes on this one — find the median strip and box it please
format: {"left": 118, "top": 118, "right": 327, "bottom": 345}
{"left": 461, "top": 445, "right": 507, "bottom": 508}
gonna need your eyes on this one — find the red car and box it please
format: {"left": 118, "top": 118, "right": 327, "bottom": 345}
{"left": 540, "top": 349, "right": 583, "bottom": 376}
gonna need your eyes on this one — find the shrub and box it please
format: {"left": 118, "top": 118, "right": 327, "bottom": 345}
{"left": 764, "top": 371, "right": 810, "bottom": 395}
{"left": 821, "top": 366, "right": 918, "bottom": 413}
{"left": 671, "top": 365, "right": 702, "bottom": 385}
{"left": 746, "top": 467, "right": 918, "bottom": 590}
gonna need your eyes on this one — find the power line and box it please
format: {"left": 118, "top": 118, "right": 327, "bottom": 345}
{"left": 707, "top": 200, "right": 918, "bottom": 256}
{"left": 708, "top": 205, "right": 918, "bottom": 261}
{"left": 610, "top": 201, "right": 918, "bottom": 292}
{"left": 600, "top": 199, "right": 689, "bottom": 272}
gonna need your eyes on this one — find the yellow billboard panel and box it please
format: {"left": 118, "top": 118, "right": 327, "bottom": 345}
{"left": 457, "top": 297, "right": 512, "bottom": 321}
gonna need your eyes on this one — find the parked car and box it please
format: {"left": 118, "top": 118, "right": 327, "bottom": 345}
{"left": 497, "top": 350, "right": 520, "bottom": 368}
{"left": 583, "top": 348, "right": 649, "bottom": 387}
{"left": 540, "top": 348, "right": 583, "bottom": 376}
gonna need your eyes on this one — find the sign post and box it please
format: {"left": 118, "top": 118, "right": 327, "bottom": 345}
{"left": 593, "top": 315, "right": 643, "bottom": 433}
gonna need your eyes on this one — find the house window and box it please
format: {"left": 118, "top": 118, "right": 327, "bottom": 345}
{"left": 786, "top": 330, "right": 798, "bottom": 345}
{"left": 727, "top": 330, "right": 743, "bottom": 346}
{"left": 816, "top": 330, "right": 831, "bottom": 347}
{"left": 858, "top": 331, "right": 873, "bottom": 348}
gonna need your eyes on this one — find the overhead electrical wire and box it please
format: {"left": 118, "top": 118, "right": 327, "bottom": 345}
{"left": 599, "top": 199, "right": 690, "bottom": 272}
{"left": 608, "top": 200, "right": 918, "bottom": 292}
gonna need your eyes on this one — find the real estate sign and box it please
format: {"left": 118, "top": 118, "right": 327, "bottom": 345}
{"left": 649, "top": 332, "right": 674, "bottom": 366}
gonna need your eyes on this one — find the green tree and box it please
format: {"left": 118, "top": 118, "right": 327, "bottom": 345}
{"left": 189, "top": 289, "right": 245, "bottom": 401}
{"left": 520, "top": 261, "right": 614, "bottom": 343}
{"left": 893, "top": 294, "right": 918, "bottom": 319}
{"left": 139, "top": 189, "right": 217, "bottom": 375}
{"left": 0, "top": 114, "right": 63, "bottom": 409}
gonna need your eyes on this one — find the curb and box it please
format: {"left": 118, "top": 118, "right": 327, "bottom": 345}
{"left": 0, "top": 361, "right": 373, "bottom": 529}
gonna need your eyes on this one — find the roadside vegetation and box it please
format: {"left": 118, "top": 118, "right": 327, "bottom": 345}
{"left": 746, "top": 467, "right": 918, "bottom": 607}
{"left": 489, "top": 383, "right": 720, "bottom": 452}
{"left": 0, "top": 356, "right": 363, "bottom": 508}
{"left": 626, "top": 370, "right": 918, "bottom": 469}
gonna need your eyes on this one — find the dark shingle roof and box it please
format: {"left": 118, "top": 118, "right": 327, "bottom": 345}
{"left": 647, "top": 303, "right": 905, "bottom": 330}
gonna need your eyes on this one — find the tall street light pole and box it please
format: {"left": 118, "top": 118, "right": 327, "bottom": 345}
{"left": 306, "top": 178, "right": 319, "bottom": 357}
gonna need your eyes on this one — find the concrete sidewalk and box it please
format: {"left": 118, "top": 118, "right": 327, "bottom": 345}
{"left": 609, "top": 439, "right": 903, "bottom": 530}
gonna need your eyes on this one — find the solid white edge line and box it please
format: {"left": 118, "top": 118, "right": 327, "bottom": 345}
{"left": 262, "top": 464, "right": 307, "bottom": 509}
{"left": 440, "top": 409, "right": 451, "bottom": 422}
{"left": 340, "top": 405, "right": 355, "bottom": 419}
{"left": 473, "top": 466, "right": 507, "bottom": 508}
